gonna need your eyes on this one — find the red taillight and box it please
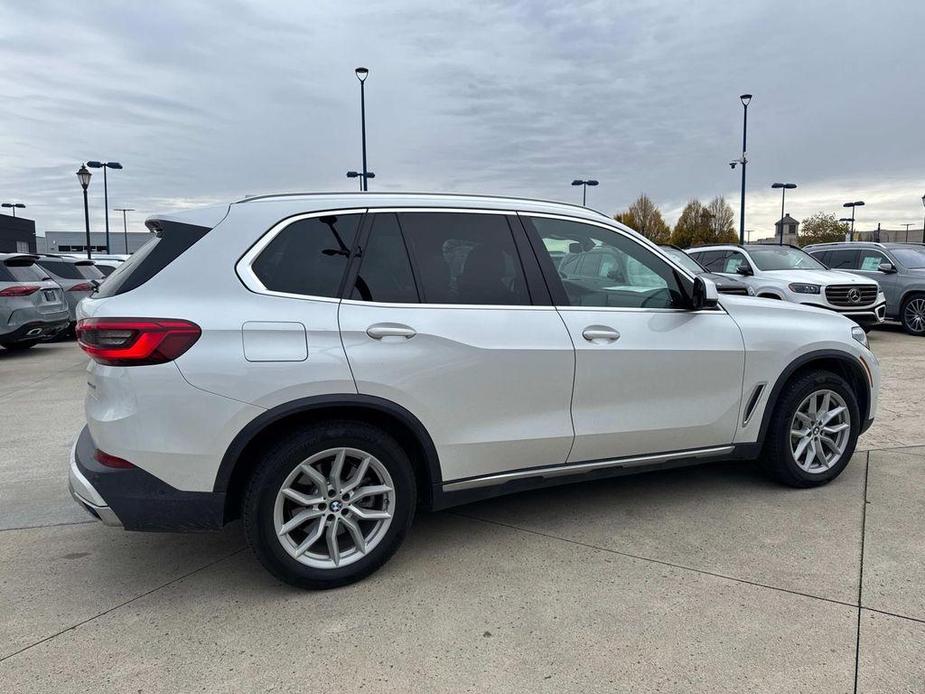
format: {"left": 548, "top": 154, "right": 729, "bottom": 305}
{"left": 94, "top": 449, "right": 135, "bottom": 469}
{"left": 76, "top": 318, "right": 201, "bottom": 366}
{"left": 0, "top": 285, "right": 41, "bottom": 297}
{"left": 69, "top": 282, "right": 95, "bottom": 292}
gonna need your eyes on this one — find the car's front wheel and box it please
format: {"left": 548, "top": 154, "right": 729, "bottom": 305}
{"left": 243, "top": 421, "right": 416, "bottom": 589}
{"left": 901, "top": 294, "right": 925, "bottom": 336}
{"left": 760, "top": 369, "right": 860, "bottom": 487}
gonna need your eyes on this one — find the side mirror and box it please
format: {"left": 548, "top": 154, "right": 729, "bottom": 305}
{"left": 878, "top": 261, "right": 896, "bottom": 273}
{"left": 735, "top": 265, "right": 753, "bottom": 276}
{"left": 692, "top": 276, "right": 719, "bottom": 310}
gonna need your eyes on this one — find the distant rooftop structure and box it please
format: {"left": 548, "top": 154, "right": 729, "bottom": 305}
{"left": 751, "top": 213, "right": 800, "bottom": 245}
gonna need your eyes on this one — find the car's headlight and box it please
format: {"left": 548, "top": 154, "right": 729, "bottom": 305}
{"left": 746, "top": 286, "right": 756, "bottom": 296}
{"left": 789, "top": 283, "right": 821, "bottom": 294}
{"left": 851, "top": 325, "right": 868, "bottom": 348}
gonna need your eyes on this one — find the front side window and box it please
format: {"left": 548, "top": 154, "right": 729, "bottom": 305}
{"left": 722, "top": 252, "right": 750, "bottom": 274}
{"left": 398, "top": 212, "right": 529, "bottom": 305}
{"left": 891, "top": 247, "right": 925, "bottom": 269}
{"left": 747, "top": 246, "right": 826, "bottom": 271}
{"left": 252, "top": 214, "right": 362, "bottom": 297}
{"left": 351, "top": 213, "right": 418, "bottom": 303}
{"left": 526, "top": 216, "right": 684, "bottom": 309}
{"left": 857, "top": 249, "right": 887, "bottom": 271}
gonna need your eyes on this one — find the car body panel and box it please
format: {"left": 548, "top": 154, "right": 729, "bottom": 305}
{"left": 0, "top": 254, "right": 70, "bottom": 343}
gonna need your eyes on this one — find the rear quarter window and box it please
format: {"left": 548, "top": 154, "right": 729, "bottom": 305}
{"left": 0, "top": 262, "right": 46, "bottom": 282}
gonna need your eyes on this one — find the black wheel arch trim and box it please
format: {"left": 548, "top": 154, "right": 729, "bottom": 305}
{"left": 214, "top": 393, "right": 443, "bottom": 507}
{"left": 755, "top": 349, "right": 872, "bottom": 447}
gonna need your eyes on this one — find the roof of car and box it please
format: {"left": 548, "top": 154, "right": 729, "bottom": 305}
{"left": 804, "top": 241, "right": 925, "bottom": 249}
{"left": 0, "top": 253, "right": 40, "bottom": 263}
{"left": 35, "top": 254, "right": 95, "bottom": 265}
{"left": 148, "top": 192, "right": 618, "bottom": 230}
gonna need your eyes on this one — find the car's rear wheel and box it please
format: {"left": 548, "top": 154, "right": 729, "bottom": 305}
{"left": 243, "top": 421, "right": 416, "bottom": 589}
{"left": 901, "top": 294, "right": 925, "bottom": 336}
{"left": 760, "top": 369, "right": 860, "bottom": 487}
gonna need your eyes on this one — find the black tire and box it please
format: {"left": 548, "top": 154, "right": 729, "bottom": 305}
{"left": 1, "top": 341, "right": 37, "bottom": 351}
{"left": 900, "top": 293, "right": 925, "bottom": 336}
{"left": 759, "top": 369, "right": 860, "bottom": 488}
{"left": 243, "top": 420, "right": 416, "bottom": 589}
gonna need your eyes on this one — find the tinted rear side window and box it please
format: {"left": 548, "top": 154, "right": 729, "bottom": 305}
{"left": 36, "top": 259, "right": 85, "bottom": 279}
{"left": 351, "top": 213, "right": 418, "bottom": 303}
{"left": 252, "top": 214, "right": 362, "bottom": 297}
{"left": 827, "top": 249, "right": 859, "bottom": 269}
{"left": 398, "top": 212, "right": 529, "bottom": 305}
{"left": 694, "top": 251, "right": 725, "bottom": 272}
{"left": 95, "top": 225, "right": 203, "bottom": 298}
{"left": 0, "top": 262, "right": 45, "bottom": 282}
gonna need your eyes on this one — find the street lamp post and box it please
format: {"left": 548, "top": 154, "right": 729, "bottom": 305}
{"left": 921, "top": 194, "right": 925, "bottom": 243}
{"left": 355, "top": 67, "right": 370, "bottom": 191}
{"left": 736, "top": 94, "right": 752, "bottom": 244}
{"left": 76, "top": 165, "right": 93, "bottom": 259}
{"left": 346, "top": 171, "right": 375, "bottom": 191}
{"left": 1, "top": 203, "right": 26, "bottom": 217}
{"left": 113, "top": 207, "right": 134, "bottom": 254}
{"left": 571, "top": 179, "right": 599, "bottom": 206}
{"left": 771, "top": 183, "right": 797, "bottom": 245}
{"left": 86, "top": 161, "right": 123, "bottom": 253}
{"left": 843, "top": 200, "right": 865, "bottom": 241}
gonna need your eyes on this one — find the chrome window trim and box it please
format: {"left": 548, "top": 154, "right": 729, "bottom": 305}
{"left": 236, "top": 207, "right": 368, "bottom": 303}
{"left": 443, "top": 445, "right": 736, "bottom": 491}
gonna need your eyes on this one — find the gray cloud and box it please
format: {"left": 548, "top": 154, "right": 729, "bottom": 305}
{"left": 1, "top": 0, "right": 923, "bottom": 237}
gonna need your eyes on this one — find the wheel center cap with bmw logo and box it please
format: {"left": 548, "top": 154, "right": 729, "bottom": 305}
{"left": 330, "top": 500, "right": 344, "bottom": 512}
{"left": 847, "top": 288, "right": 861, "bottom": 303}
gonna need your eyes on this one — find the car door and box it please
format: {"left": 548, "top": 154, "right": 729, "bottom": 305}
{"left": 338, "top": 210, "right": 575, "bottom": 484}
{"left": 856, "top": 248, "right": 900, "bottom": 309}
{"left": 522, "top": 214, "right": 745, "bottom": 463}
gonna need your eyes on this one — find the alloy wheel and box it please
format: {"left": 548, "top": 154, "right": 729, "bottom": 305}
{"left": 274, "top": 447, "right": 395, "bottom": 569}
{"left": 789, "top": 389, "right": 851, "bottom": 473}
{"left": 904, "top": 298, "right": 925, "bottom": 333}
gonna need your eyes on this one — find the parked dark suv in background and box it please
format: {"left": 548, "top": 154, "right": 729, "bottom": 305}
{"left": 805, "top": 242, "right": 925, "bottom": 335}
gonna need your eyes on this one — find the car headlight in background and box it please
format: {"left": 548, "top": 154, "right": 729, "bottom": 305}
{"left": 746, "top": 286, "right": 756, "bottom": 296}
{"left": 851, "top": 325, "right": 868, "bottom": 348}
{"left": 789, "top": 283, "right": 821, "bottom": 294}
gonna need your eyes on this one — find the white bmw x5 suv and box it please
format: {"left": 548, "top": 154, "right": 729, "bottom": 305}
{"left": 69, "top": 193, "right": 880, "bottom": 589}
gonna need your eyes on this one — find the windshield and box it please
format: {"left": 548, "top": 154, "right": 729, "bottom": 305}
{"left": 660, "top": 247, "right": 704, "bottom": 274}
{"left": 747, "top": 247, "right": 826, "bottom": 271}
{"left": 891, "top": 247, "right": 925, "bottom": 269}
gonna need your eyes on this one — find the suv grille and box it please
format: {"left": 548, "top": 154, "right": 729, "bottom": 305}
{"left": 825, "top": 284, "right": 878, "bottom": 307}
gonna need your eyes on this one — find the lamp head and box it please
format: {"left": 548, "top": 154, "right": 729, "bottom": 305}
{"left": 740, "top": 93, "right": 752, "bottom": 106}
{"left": 571, "top": 180, "right": 583, "bottom": 186}
{"left": 587, "top": 180, "right": 599, "bottom": 187}
{"left": 76, "top": 164, "right": 92, "bottom": 189}
{"left": 346, "top": 171, "right": 360, "bottom": 178}
{"left": 355, "top": 67, "right": 369, "bottom": 82}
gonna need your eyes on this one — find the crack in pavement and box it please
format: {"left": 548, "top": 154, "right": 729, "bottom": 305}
{"left": 853, "top": 452, "right": 870, "bottom": 694}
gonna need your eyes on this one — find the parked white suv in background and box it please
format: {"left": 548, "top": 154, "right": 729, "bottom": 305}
{"left": 686, "top": 244, "right": 886, "bottom": 329}
{"left": 69, "top": 193, "right": 879, "bottom": 589}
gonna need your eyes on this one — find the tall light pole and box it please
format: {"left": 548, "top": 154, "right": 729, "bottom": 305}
{"left": 571, "top": 179, "right": 599, "bottom": 206}
{"left": 771, "top": 183, "right": 797, "bottom": 245}
{"left": 921, "top": 194, "right": 925, "bottom": 243}
{"left": 1, "top": 202, "right": 25, "bottom": 217}
{"left": 86, "top": 161, "right": 123, "bottom": 253}
{"left": 354, "top": 67, "right": 370, "bottom": 191}
{"left": 347, "top": 171, "right": 375, "bottom": 191}
{"left": 114, "top": 207, "right": 134, "bottom": 253}
{"left": 76, "top": 165, "right": 93, "bottom": 259}
{"left": 736, "top": 94, "right": 752, "bottom": 243}
{"left": 843, "top": 200, "right": 865, "bottom": 241}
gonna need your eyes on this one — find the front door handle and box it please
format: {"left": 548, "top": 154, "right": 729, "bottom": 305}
{"left": 582, "top": 325, "right": 621, "bottom": 343}
{"left": 367, "top": 323, "right": 417, "bottom": 340}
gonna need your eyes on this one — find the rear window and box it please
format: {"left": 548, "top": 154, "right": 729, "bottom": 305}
{"left": 95, "top": 225, "right": 204, "bottom": 298}
{"left": 77, "top": 263, "right": 104, "bottom": 280}
{"left": 35, "top": 259, "right": 87, "bottom": 280}
{"left": 0, "top": 261, "right": 46, "bottom": 283}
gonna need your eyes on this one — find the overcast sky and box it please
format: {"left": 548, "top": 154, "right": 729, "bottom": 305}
{"left": 1, "top": 0, "right": 923, "bottom": 240}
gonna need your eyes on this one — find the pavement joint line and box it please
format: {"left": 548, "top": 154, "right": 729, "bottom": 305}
{"left": 450, "top": 511, "right": 861, "bottom": 612}
{"left": 860, "top": 605, "right": 925, "bottom": 626}
{"left": 0, "top": 546, "right": 246, "bottom": 664}
{"left": 852, "top": 451, "right": 870, "bottom": 694}
{"left": 0, "top": 520, "right": 95, "bottom": 533}
{"left": 0, "top": 359, "right": 88, "bottom": 403}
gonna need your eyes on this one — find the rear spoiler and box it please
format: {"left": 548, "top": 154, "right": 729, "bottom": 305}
{"left": 3, "top": 254, "right": 40, "bottom": 266}
{"left": 145, "top": 203, "right": 230, "bottom": 234}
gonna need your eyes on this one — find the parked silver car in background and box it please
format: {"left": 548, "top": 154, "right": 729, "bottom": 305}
{"left": 34, "top": 256, "right": 105, "bottom": 331}
{"left": 0, "top": 253, "right": 69, "bottom": 350}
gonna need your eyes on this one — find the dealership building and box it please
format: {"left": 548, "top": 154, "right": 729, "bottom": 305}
{"left": 0, "top": 215, "right": 37, "bottom": 253}
{"left": 37, "top": 230, "right": 153, "bottom": 255}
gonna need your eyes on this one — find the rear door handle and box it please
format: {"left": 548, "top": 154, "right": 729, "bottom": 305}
{"left": 366, "top": 323, "right": 417, "bottom": 340}
{"left": 582, "top": 325, "right": 621, "bottom": 343}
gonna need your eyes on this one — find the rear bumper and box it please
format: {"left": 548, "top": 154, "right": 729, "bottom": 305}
{"left": 68, "top": 426, "right": 226, "bottom": 532}
{"left": 0, "top": 317, "right": 69, "bottom": 344}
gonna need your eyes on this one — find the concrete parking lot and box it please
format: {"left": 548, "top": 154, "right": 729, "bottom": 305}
{"left": 1, "top": 329, "right": 923, "bottom": 693}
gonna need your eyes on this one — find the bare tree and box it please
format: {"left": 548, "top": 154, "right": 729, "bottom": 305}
{"left": 614, "top": 194, "right": 671, "bottom": 243}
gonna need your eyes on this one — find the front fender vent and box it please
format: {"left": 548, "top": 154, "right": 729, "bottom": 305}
{"left": 742, "top": 383, "right": 766, "bottom": 426}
